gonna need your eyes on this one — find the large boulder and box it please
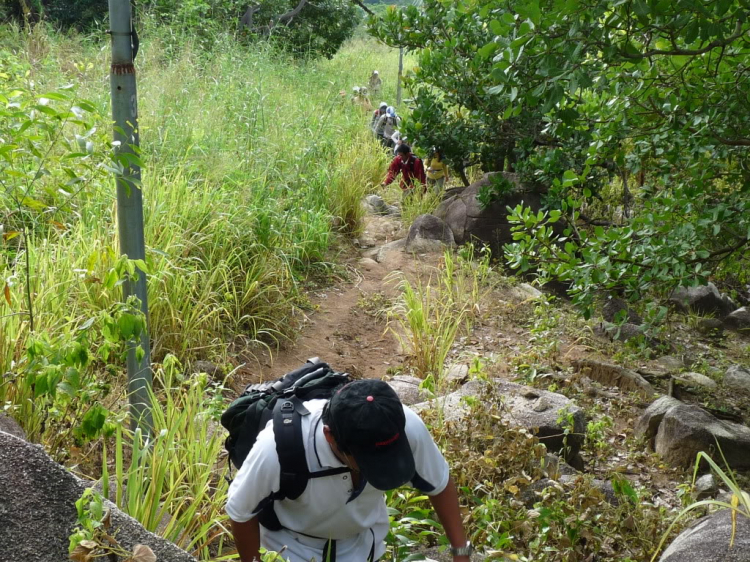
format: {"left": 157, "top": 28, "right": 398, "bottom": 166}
{"left": 363, "top": 194, "right": 398, "bottom": 216}
{"left": 404, "top": 214, "right": 455, "bottom": 253}
{"left": 571, "top": 359, "right": 655, "bottom": 398}
{"left": 724, "top": 365, "right": 750, "bottom": 394}
{"left": 724, "top": 307, "right": 750, "bottom": 333}
{"left": 636, "top": 395, "right": 683, "bottom": 441}
{"left": 675, "top": 372, "right": 718, "bottom": 390}
{"left": 388, "top": 375, "right": 430, "bottom": 405}
{"left": 669, "top": 283, "right": 736, "bottom": 317}
{"left": 0, "top": 430, "right": 196, "bottom": 562}
{"left": 659, "top": 509, "right": 750, "bottom": 562}
{"left": 0, "top": 412, "right": 26, "bottom": 441}
{"left": 639, "top": 400, "right": 750, "bottom": 469}
{"left": 413, "top": 379, "right": 586, "bottom": 462}
{"left": 601, "top": 297, "right": 643, "bottom": 324}
{"left": 433, "top": 172, "right": 547, "bottom": 254}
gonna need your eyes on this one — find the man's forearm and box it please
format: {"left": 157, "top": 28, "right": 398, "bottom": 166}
{"left": 231, "top": 517, "right": 261, "bottom": 562}
{"left": 429, "top": 476, "right": 470, "bottom": 560}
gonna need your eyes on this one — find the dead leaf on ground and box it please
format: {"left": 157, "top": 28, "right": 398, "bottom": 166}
{"left": 69, "top": 540, "right": 98, "bottom": 562}
{"left": 131, "top": 544, "right": 157, "bottom": 562}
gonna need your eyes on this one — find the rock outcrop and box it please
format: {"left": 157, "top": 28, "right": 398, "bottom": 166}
{"left": 724, "top": 365, "right": 750, "bottom": 394}
{"left": 659, "top": 509, "right": 750, "bottom": 562}
{"left": 724, "top": 307, "right": 750, "bottom": 333}
{"left": 0, "top": 413, "right": 26, "bottom": 441}
{"left": 674, "top": 372, "right": 718, "bottom": 390}
{"left": 373, "top": 238, "right": 406, "bottom": 263}
{"left": 413, "top": 379, "right": 586, "bottom": 462}
{"left": 669, "top": 283, "right": 736, "bottom": 317}
{"left": 404, "top": 214, "right": 455, "bottom": 253}
{"left": 388, "top": 375, "right": 430, "bottom": 405}
{"left": 363, "top": 194, "right": 399, "bottom": 216}
{"left": 601, "top": 297, "right": 643, "bottom": 324}
{"left": 433, "top": 172, "right": 547, "bottom": 254}
{"left": 571, "top": 359, "right": 655, "bottom": 398}
{"left": 636, "top": 397, "right": 750, "bottom": 470}
{"left": 0, "top": 430, "right": 196, "bottom": 562}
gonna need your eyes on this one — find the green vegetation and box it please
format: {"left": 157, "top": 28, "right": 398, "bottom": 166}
{"left": 371, "top": 0, "right": 750, "bottom": 322}
{"left": 3, "top": 3, "right": 748, "bottom": 561}
{"left": 1, "top": 22, "right": 397, "bottom": 557}
{"left": 388, "top": 245, "right": 491, "bottom": 394}
{"left": 1, "top": 24, "right": 394, "bottom": 374}
{"left": 394, "top": 394, "right": 680, "bottom": 562}
{"left": 652, "top": 450, "right": 750, "bottom": 561}
{"left": 3, "top": 0, "right": 361, "bottom": 58}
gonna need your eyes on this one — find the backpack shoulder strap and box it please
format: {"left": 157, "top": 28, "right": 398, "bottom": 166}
{"left": 272, "top": 396, "right": 311, "bottom": 500}
{"left": 272, "top": 395, "right": 349, "bottom": 500}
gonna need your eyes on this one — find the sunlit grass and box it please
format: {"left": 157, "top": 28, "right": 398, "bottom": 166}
{"left": 0, "top": 24, "right": 404, "bottom": 371}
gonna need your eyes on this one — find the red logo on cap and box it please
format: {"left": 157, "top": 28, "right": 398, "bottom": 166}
{"left": 375, "top": 432, "right": 400, "bottom": 447}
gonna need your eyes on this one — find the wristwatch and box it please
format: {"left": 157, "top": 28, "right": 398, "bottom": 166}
{"left": 450, "top": 541, "right": 473, "bottom": 557}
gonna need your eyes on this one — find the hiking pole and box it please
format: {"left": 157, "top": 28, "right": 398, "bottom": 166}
{"left": 108, "top": 0, "right": 153, "bottom": 436}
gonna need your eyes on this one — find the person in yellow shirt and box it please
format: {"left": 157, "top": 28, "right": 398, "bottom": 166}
{"left": 425, "top": 148, "right": 449, "bottom": 194}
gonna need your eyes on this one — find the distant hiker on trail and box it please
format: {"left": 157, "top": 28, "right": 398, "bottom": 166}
{"left": 225, "top": 372, "right": 472, "bottom": 562}
{"left": 382, "top": 143, "right": 426, "bottom": 197}
{"left": 374, "top": 106, "right": 401, "bottom": 148}
{"left": 351, "top": 87, "right": 372, "bottom": 112}
{"left": 425, "top": 147, "right": 449, "bottom": 194}
{"left": 371, "top": 101, "right": 387, "bottom": 129}
{"left": 369, "top": 70, "right": 382, "bottom": 98}
{"left": 391, "top": 130, "right": 406, "bottom": 155}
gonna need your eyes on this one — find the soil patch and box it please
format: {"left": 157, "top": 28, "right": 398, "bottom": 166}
{"left": 233, "top": 215, "right": 442, "bottom": 387}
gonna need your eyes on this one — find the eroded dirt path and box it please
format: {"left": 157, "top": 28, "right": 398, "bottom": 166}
{"left": 234, "top": 215, "right": 443, "bottom": 387}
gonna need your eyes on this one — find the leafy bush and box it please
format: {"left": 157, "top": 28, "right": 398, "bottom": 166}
{"left": 369, "top": 0, "right": 750, "bottom": 319}
{"left": 415, "top": 391, "right": 683, "bottom": 561}
{"left": 247, "top": 0, "right": 361, "bottom": 59}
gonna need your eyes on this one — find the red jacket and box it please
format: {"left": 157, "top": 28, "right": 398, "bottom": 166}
{"left": 383, "top": 154, "right": 427, "bottom": 191}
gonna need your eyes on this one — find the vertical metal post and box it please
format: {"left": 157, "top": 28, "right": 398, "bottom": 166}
{"left": 396, "top": 47, "right": 404, "bottom": 106}
{"left": 108, "top": 0, "right": 153, "bottom": 434}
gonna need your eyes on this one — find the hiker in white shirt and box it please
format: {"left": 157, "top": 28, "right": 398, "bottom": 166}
{"left": 227, "top": 379, "right": 473, "bottom": 562}
{"left": 374, "top": 106, "right": 401, "bottom": 148}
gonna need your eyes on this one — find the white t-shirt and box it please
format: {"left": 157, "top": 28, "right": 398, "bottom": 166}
{"left": 226, "top": 399, "right": 450, "bottom": 562}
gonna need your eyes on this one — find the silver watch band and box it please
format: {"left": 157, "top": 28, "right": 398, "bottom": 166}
{"left": 450, "top": 541, "right": 473, "bottom": 557}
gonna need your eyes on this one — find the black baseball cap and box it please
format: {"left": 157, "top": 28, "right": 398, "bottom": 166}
{"left": 327, "top": 379, "right": 415, "bottom": 491}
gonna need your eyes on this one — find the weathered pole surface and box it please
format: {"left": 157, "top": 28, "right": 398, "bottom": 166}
{"left": 396, "top": 46, "right": 404, "bottom": 106}
{"left": 108, "top": 0, "right": 153, "bottom": 434}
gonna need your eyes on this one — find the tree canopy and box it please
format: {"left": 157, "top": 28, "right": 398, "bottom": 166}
{"left": 370, "top": 0, "right": 750, "bottom": 320}
{"left": 2, "top": 0, "right": 361, "bottom": 58}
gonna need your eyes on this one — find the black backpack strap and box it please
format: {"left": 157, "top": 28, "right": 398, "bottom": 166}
{"left": 368, "top": 528, "right": 375, "bottom": 561}
{"left": 257, "top": 502, "right": 284, "bottom": 531}
{"left": 273, "top": 396, "right": 310, "bottom": 500}
{"left": 308, "top": 467, "right": 349, "bottom": 479}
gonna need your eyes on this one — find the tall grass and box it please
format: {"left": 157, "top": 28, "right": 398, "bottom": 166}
{"left": 0, "top": 22, "right": 408, "bottom": 561}
{"left": 104, "top": 355, "right": 230, "bottom": 559}
{"left": 650, "top": 450, "right": 750, "bottom": 561}
{"left": 0, "top": 24, "right": 402, "bottom": 373}
{"left": 388, "top": 245, "right": 493, "bottom": 392}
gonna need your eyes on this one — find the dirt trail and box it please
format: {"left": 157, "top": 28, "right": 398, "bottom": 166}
{"left": 234, "top": 215, "right": 442, "bottom": 387}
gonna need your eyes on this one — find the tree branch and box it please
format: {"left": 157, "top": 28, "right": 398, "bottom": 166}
{"left": 619, "top": 21, "right": 746, "bottom": 59}
{"left": 240, "top": 0, "right": 309, "bottom": 34}
{"left": 350, "top": 0, "right": 374, "bottom": 16}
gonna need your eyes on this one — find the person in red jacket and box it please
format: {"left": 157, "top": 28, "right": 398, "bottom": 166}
{"left": 381, "top": 143, "right": 427, "bottom": 197}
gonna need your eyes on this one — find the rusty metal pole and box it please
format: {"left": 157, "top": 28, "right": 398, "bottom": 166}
{"left": 108, "top": 0, "right": 153, "bottom": 435}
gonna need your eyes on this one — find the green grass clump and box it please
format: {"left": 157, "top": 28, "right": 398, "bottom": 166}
{"left": 0, "top": 24, "right": 403, "bottom": 373}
